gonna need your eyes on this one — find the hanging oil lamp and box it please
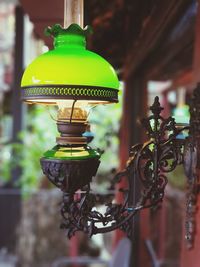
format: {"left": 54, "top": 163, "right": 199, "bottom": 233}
{"left": 21, "top": 0, "right": 119, "bottom": 194}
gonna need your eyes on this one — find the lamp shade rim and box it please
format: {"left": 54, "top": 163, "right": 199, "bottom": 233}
{"left": 21, "top": 84, "right": 119, "bottom": 104}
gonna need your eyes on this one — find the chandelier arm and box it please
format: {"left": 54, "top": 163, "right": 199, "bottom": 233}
{"left": 92, "top": 210, "right": 138, "bottom": 235}
{"left": 87, "top": 193, "right": 129, "bottom": 224}
{"left": 90, "top": 185, "right": 168, "bottom": 235}
{"left": 62, "top": 137, "right": 172, "bottom": 236}
{"left": 59, "top": 96, "right": 188, "bottom": 237}
{"left": 42, "top": 94, "right": 198, "bottom": 240}
{"left": 159, "top": 125, "right": 189, "bottom": 147}
{"left": 59, "top": 147, "right": 145, "bottom": 236}
{"left": 92, "top": 199, "right": 166, "bottom": 235}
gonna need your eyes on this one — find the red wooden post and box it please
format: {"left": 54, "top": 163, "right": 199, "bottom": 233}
{"left": 112, "top": 80, "right": 132, "bottom": 248}
{"left": 113, "top": 75, "right": 149, "bottom": 266}
{"left": 69, "top": 235, "right": 79, "bottom": 260}
{"left": 68, "top": 194, "right": 80, "bottom": 267}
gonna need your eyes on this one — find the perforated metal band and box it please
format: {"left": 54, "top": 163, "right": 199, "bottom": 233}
{"left": 21, "top": 85, "right": 118, "bottom": 103}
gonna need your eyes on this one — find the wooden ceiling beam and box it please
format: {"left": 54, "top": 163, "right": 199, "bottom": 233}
{"left": 20, "top": 0, "right": 63, "bottom": 42}
{"left": 162, "top": 69, "right": 193, "bottom": 94}
{"left": 20, "top": 0, "right": 63, "bottom": 21}
{"left": 124, "top": 0, "right": 192, "bottom": 79}
{"left": 146, "top": 39, "right": 193, "bottom": 81}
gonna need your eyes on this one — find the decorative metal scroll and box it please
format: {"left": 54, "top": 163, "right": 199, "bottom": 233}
{"left": 183, "top": 84, "right": 200, "bottom": 249}
{"left": 52, "top": 96, "right": 192, "bottom": 239}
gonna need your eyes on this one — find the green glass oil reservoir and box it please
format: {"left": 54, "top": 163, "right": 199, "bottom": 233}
{"left": 40, "top": 144, "right": 101, "bottom": 193}
{"left": 43, "top": 144, "right": 101, "bottom": 160}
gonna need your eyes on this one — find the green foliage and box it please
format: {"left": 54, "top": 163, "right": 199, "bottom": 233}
{"left": 89, "top": 90, "right": 122, "bottom": 175}
{"left": 0, "top": 106, "right": 57, "bottom": 192}
{"left": 0, "top": 89, "right": 122, "bottom": 192}
{"left": 0, "top": 144, "right": 12, "bottom": 183}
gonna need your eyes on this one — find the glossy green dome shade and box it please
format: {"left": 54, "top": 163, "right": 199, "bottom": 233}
{"left": 21, "top": 24, "right": 119, "bottom": 104}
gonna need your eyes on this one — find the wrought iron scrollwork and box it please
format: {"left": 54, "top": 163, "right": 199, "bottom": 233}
{"left": 183, "top": 84, "right": 200, "bottom": 248}
{"left": 40, "top": 87, "right": 200, "bottom": 245}
{"left": 41, "top": 96, "right": 194, "bottom": 239}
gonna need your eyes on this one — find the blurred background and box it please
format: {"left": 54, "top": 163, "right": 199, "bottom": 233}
{"left": 0, "top": 0, "right": 200, "bottom": 266}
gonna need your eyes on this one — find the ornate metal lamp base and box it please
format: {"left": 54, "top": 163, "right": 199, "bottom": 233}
{"left": 40, "top": 157, "right": 100, "bottom": 193}
{"left": 41, "top": 84, "right": 200, "bottom": 248}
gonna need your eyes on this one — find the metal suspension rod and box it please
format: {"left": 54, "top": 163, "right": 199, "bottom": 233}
{"left": 64, "top": 0, "right": 84, "bottom": 28}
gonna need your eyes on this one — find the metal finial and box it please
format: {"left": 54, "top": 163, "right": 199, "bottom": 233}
{"left": 150, "top": 96, "right": 164, "bottom": 116}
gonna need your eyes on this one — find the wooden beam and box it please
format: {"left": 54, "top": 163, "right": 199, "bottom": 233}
{"left": 115, "top": 73, "right": 148, "bottom": 267}
{"left": 145, "top": 26, "right": 194, "bottom": 81}
{"left": 20, "top": 0, "right": 63, "bottom": 22}
{"left": 163, "top": 69, "right": 194, "bottom": 94}
{"left": 124, "top": 0, "right": 192, "bottom": 79}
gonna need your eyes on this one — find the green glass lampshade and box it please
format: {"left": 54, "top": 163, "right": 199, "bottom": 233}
{"left": 21, "top": 24, "right": 119, "bottom": 104}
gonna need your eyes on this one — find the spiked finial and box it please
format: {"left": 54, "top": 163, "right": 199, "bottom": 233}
{"left": 150, "top": 96, "right": 164, "bottom": 117}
